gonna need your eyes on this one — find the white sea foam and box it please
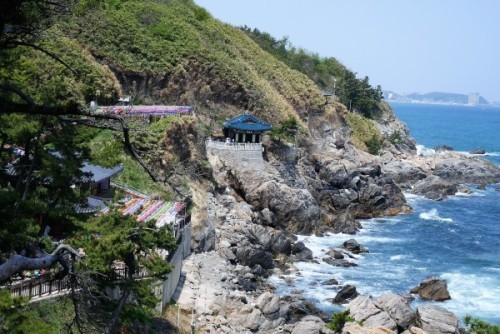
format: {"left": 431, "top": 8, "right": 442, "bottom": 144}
{"left": 419, "top": 208, "right": 453, "bottom": 223}
{"left": 416, "top": 144, "right": 436, "bottom": 156}
{"left": 440, "top": 272, "right": 500, "bottom": 321}
{"left": 390, "top": 255, "right": 405, "bottom": 261}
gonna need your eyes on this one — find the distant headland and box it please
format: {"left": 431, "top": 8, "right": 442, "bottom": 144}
{"left": 384, "top": 91, "right": 490, "bottom": 106}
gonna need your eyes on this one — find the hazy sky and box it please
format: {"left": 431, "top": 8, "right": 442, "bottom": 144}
{"left": 195, "top": 1, "right": 500, "bottom": 101}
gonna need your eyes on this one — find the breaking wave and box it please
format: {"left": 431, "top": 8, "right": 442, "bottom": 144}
{"left": 419, "top": 208, "right": 453, "bottom": 222}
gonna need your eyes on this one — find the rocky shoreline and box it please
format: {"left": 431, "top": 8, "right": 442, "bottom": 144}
{"left": 176, "top": 109, "right": 500, "bottom": 333}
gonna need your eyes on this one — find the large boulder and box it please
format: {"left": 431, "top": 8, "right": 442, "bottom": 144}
{"left": 469, "top": 149, "right": 486, "bottom": 155}
{"left": 343, "top": 239, "right": 369, "bottom": 254}
{"left": 432, "top": 153, "right": 500, "bottom": 184}
{"left": 410, "top": 277, "right": 451, "bottom": 301}
{"left": 256, "top": 291, "right": 281, "bottom": 318}
{"left": 325, "top": 210, "right": 362, "bottom": 234}
{"left": 411, "top": 175, "right": 458, "bottom": 201}
{"left": 342, "top": 323, "right": 396, "bottom": 334}
{"left": 415, "top": 305, "right": 459, "bottom": 334}
{"left": 291, "top": 315, "right": 333, "bottom": 334}
{"left": 383, "top": 160, "right": 427, "bottom": 189}
{"left": 291, "top": 241, "right": 313, "bottom": 261}
{"left": 323, "top": 257, "right": 357, "bottom": 267}
{"left": 332, "top": 285, "right": 359, "bottom": 304}
{"left": 252, "top": 180, "right": 322, "bottom": 234}
{"left": 326, "top": 248, "right": 345, "bottom": 259}
{"left": 347, "top": 295, "right": 398, "bottom": 331}
{"left": 374, "top": 293, "right": 416, "bottom": 329}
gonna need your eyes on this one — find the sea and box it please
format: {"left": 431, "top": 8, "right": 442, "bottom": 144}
{"left": 270, "top": 102, "right": 500, "bottom": 325}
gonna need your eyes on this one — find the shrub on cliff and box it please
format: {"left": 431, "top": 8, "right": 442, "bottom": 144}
{"left": 326, "top": 310, "right": 355, "bottom": 332}
{"left": 464, "top": 315, "right": 500, "bottom": 334}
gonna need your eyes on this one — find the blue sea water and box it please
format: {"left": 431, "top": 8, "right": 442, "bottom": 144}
{"left": 270, "top": 103, "right": 500, "bottom": 324}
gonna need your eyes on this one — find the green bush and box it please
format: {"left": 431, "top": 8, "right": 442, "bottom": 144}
{"left": 388, "top": 130, "right": 403, "bottom": 145}
{"left": 464, "top": 315, "right": 500, "bottom": 334}
{"left": 366, "top": 135, "right": 384, "bottom": 155}
{"left": 326, "top": 310, "right": 355, "bottom": 332}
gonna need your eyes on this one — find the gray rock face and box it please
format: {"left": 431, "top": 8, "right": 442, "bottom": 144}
{"left": 312, "top": 160, "right": 409, "bottom": 219}
{"left": 433, "top": 154, "right": 500, "bottom": 184}
{"left": 332, "top": 285, "right": 359, "bottom": 304}
{"left": 374, "top": 293, "right": 416, "bottom": 329}
{"left": 252, "top": 180, "right": 322, "bottom": 234}
{"left": 410, "top": 277, "right": 451, "bottom": 301}
{"left": 291, "top": 241, "right": 313, "bottom": 261}
{"left": 322, "top": 257, "right": 357, "bottom": 267}
{"left": 326, "top": 248, "right": 345, "bottom": 259}
{"left": 291, "top": 315, "right": 332, "bottom": 334}
{"left": 383, "top": 160, "right": 427, "bottom": 189}
{"left": 325, "top": 210, "right": 362, "bottom": 234}
{"left": 416, "top": 305, "right": 459, "bottom": 334}
{"left": 469, "top": 149, "right": 486, "bottom": 155}
{"left": 323, "top": 278, "right": 339, "bottom": 286}
{"left": 257, "top": 291, "right": 281, "bottom": 317}
{"left": 347, "top": 295, "right": 398, "bottom": 331}
{"left": 343, "top": 239, "right": 369, "bottom": 254}
{"left": 411, "top": 175, "right": 458, "bottom": 201}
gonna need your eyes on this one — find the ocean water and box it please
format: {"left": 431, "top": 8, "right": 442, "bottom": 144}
{"left": 270, "top": 103, "right": 500, "bottom": 324}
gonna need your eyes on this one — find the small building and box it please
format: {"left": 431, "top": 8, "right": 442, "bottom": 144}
{"left": 81, "top": 162, "right": 124, "bottom": 198}
{"left": 223, "top": 114, "right": 272, "bottom": 143}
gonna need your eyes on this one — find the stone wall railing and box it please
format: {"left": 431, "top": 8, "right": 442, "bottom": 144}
{"left": 205, "top": 138, "right": 263, "bottom": 152}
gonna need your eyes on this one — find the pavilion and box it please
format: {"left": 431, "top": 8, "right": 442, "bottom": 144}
{"left": 222, "top": 114, "right": 272, "bottom": 143}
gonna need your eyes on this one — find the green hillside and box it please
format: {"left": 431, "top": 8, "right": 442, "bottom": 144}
{"left": 2, "top": 0, "right": 384, "bottom": 129}
{"left": 64, "top": 0, "right": 328, "bottom": 123}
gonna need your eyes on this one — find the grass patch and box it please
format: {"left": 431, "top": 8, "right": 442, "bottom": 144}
{"left": 347, "top": 113, "right": 383, "bottom": 154}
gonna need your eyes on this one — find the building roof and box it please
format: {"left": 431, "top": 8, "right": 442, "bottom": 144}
{"left": 81, "top": 163, "right": 124, "bottom": 183}
{"left": 74, "top": 197, "right": 108, "bottom": 214}
{"left": 223, "top": 114, "right": 272, "bottom": 132}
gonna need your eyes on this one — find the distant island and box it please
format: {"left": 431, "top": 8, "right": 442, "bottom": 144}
{"left": 384, "top": 91, "right": 489, "bottom": 105}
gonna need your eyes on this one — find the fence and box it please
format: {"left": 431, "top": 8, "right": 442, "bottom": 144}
{"left": 205, "top": 138, "right": 264, "bottom": 151}
{"left": 5, "top": 223, "right": 191, "bottom": 306}
{"left": 7, "top": 275, "right": 71, "bottom": 299}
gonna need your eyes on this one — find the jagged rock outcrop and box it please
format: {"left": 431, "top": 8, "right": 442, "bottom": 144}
{"left": 291, "top": 241, "right": 314, "bottom": 261}
{"left": 411, "top": 175, "right": 458, "bottom": 201}
{"left": 405, "top": 152, "right": 500, "bottom": 186}
{"left": 290, "top": 315, "right": 334, "bottom": 334}
{"left": 383, "top": 161, "right": 427, "bottom": 189}
{"left": 410, "top": 277, "right": 451, "bottom": 301}
{"left": 332, "top": 285, "right": 359, "bottom": 304}
{"left": 415, "top": 305, "right": 460, "bottom": 334}
{"left": 432, "top": 154, "right": 500, "bottom": 184}
{"left": 346, "top": 294, "right": 460, "bottom": 334}
{"left": 342, "top": 323, "right": 396, "bottom": 334}
{"left": 374, "top": 293, "right": 416, "bottom": 329}
{"left": 343, "top": 239, "right": 369, "bottom": 254}
{"left": 347, "top": 295, "right": 398, "bottom": 331}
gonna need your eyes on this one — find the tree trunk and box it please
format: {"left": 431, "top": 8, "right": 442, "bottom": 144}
{"left": 0, "top": 244, "right": 84, "bottom": 283}
{"left": 106, "top": 285, "right": 132, "bottom": 334}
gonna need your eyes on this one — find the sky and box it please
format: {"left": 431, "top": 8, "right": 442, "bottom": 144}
{"left": 194, "top": 1, "right": 500, "bottom": 102}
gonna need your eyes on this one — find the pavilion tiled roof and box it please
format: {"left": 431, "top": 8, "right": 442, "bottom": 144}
{"left": 223, "top": 114, "right": 272, "bottom": 132}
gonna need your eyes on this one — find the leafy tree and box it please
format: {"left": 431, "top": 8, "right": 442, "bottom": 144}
{"left": 241, "top": 26, "right": 384, "bottom": 118}
{"left": 0, "top": 1, "right": 180, "bottom": 333}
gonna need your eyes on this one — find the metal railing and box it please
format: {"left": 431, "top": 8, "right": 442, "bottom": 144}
{"left": 205, "top": 138, "right": 263, "bottom": 151}
{"left": 7, "top": 275, "right": 71, "bottom": 299}
{"left": 5, "top": 222, "right": 191, "bottom": 301}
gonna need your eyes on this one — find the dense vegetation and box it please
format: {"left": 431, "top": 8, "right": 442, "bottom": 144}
{"left": 2, "top": 1, "right": 495, "bottom": 332}
{"left": 240, "top": 26, "right": 384, "bottom": 119}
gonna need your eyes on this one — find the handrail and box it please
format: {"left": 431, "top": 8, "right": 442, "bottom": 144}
{"left": 205, "top": 138, "right": 263, "bottom": 151}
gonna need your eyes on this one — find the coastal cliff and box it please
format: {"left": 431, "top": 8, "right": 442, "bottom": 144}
{"left": 7, "top": 0, "right": 500, "bottom": 332}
